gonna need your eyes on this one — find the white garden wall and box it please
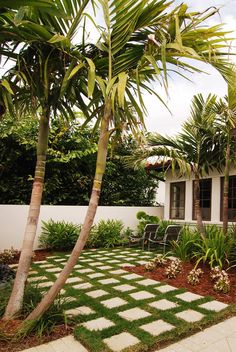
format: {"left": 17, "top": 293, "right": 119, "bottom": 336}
{"left": 0, "top": 205, "right": 164, "bottom": 250}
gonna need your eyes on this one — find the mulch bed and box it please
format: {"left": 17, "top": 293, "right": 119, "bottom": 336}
{"left": 124, "top": 260, "right": 236, "bottom": 304}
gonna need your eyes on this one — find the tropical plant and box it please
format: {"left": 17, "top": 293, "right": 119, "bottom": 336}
{"left": 136, "top": 211, "right": 160, "bottom": 235}
{"left": 171, "top": 226, "right": 201, "bottom": 261}
{"left": 25, "top": 0, "right": 234, "bottom": 323}
{"left": 193, "top": 225, "right": 236, "bottom": 268}
{"left": 3, "top": 0, "right": 94, "bottom": 319}
{"left": 39, "top": 220, "right": 82, "bottom": 250}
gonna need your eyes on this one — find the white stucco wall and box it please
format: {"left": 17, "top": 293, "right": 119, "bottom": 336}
{"left": 164, "top": 168, "right": 236, "bottom": 225}
{"left": 0, "top": 205, "right": 164, "bottom": 250}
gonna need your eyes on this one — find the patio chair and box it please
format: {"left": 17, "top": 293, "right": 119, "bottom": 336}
{"left": 147, "top": 224, "right": 183, "bottom": 253}
{"left": 129, "top": 224, "right": 159, "bottom": 250}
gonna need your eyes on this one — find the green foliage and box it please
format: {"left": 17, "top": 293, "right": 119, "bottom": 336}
{"left": 136, "top": 211, "right": 160, "bottom": 235}
{"left": 39, "top": 219, "right": 81, "bottom": 250}
{"left": 193, "top": 225, "right": 236, "bottom": 268}
{"left": 0, "top": 264, "right": 15, "bottom": 283}
{"left": 86, "top": 219, "right": 126, "bottom": 248}
{"left": 0, "top": 284, "right": 65, "bottom": 338}
{"left": 156, "top": 220, "right": 174, "bottom": 238}
{"left": 171, "top": 227, "right": 201, "bottom": 261}
{"left": 0, "top": 116, "right": 158, "bottom": 206}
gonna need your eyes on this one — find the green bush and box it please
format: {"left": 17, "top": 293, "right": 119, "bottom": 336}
{"left": 193, "top": 225, "right": 236, "bottom": 268}
{"left": 136, "top": 211, "right": 160, "bottom": 235}
{"left": 86, "top": 219, "right": 126, "bottom": 248}
{"left": 171, "top": 227, "right": 201, "bottom": 261}
{"left": 156, "top": 220, "right": 174, "bottom": 238}
{"left": 39, "top": 219, "right": 81, "bottom": 250}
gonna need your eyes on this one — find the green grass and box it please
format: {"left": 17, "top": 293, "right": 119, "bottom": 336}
{"left": 25, "top": 247, "right": 235, "bottom": 351}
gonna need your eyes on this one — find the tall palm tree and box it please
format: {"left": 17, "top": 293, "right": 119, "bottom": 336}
{"left": 3, "top": 0, "right": 93, "bottom": 319}
{"left": 130, "top": 94, "right": 221, "bottom": 236}
{"left": 212, "top": 66, "right": 236, "bottom": 233}
{"left": 24, "top": 1, "right": 234, "bottom": 322}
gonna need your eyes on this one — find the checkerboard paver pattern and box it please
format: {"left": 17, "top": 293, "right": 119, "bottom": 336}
{"left": 29, "top": 247, "right": 230, "bottom": 352}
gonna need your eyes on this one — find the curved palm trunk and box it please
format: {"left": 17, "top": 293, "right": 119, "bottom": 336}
{"left": 223, "top": 143, "right": 230, "bottom": 234}
{"left": 4, "top": 110, "right": 50, "bottom": 319}
{"left": 194, "top": 173, "right": 205, "bottom": 237}
{"left": 25, "top": 104, "right": 111, "bottom": 322}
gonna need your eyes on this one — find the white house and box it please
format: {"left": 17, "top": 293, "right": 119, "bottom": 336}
{"left": 163, "top": 168, "right": 236, "bottom": 225}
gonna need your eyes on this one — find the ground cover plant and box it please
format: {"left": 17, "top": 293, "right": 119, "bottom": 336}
{"left": 1, "top": 247, "right": 235, "bottom": 352}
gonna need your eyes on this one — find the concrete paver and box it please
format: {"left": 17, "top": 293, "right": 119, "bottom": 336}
{"left": 103, "top": 332, "right": 140, "bottom": 351}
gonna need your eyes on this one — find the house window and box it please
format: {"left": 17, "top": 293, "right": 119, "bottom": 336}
{"left": 170, "top": 182, "right": 185, "bottom": 219}
{"left": 193, "top": 179, "right": 212, "bottom": 221}
{"left": 220, "top": 176, "right": 236, "bottom": 221}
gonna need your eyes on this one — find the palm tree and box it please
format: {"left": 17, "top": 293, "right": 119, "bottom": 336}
{"left": 24, "top": 1, "right": 234, "bottom": 322}
{"left": 130, "top": 94, "right": 221, "bottom": 236}
{"left": 212, "top": 66, "right": 236, "bottom": 234}
{"left": 3, "top": 0, "right": 93, "bottom": 319}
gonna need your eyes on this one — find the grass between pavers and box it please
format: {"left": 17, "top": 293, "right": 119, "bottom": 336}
{"left": 27, "top": 247, "right": 234, "bottom": 352}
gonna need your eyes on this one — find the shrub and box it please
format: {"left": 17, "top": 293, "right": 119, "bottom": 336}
{"left": 187, "top": 268, "right": 203, "bottom": 285}
{"left": 165, "top": 258, "right": 182, "bottom": 279}
{"left": 136, "top": 211, "right": 160, "bottom": 235}
{"left": 193, "top": 225, "right": 235, "bottom": 268}
{"left": 0, "top": 264, "right": 15, "bottom": 283}
{"left": 39, "top": 219, "right": 81, "bottom": 250}
{"left": 171, "top": 227, "right": 201, "bottom": 261}
{"left": 86, "top": 219, "right": 126, "bottom": 248}
{"left": 210, "top": 267, "right": 230, "bottom": 293}
{"left": 0, "top": 248, "right": 20, "bottom": 264}
{"left": 156, "top": 220, "right": 174, "bottom": 238}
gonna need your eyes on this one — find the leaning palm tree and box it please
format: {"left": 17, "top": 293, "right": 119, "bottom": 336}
{"left": 3, "top": 1, "right": 94, "bottom": 319}
{"left": 24, "top": 1, "right": 234, "bottom": 322}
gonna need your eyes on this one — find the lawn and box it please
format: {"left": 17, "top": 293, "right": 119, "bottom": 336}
{"left": 16, "top": 247, "right": 234, "bottom": 352}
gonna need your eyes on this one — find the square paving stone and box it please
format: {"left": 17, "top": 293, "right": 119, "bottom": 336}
{"left": 113, "top": 284, "right": 136, "bottom": 292}
{"left": 66, "top": 277, "right": 83, "bottom": 284}
{"left": 136, "top": 260, "right": 149, "bottom": 265}
{"left": 97, "top": 265, "right": 113, "bottom": 270}
{"left": 74, "top": 264, "right": 83, "bottom": 269}
{"left": 103, "top": 332, "right": 140, "bottom": 352}
{"left": 109, "top": 269, "right": 127, "bottom": 275}
{"left": 138, "top": 278, "right": 159, "bottom": 286}
{"left": 73, "top": 282, "right": 93, "bottom": 290}
{"left": 121, "top": 273, "right": 143, "bottom": 280}
{"left": 65, "top": 306, "right": 95, "bottom": 317}
{"left": 87, "top": 273, "right": 105, "bottom": 279}
{"left": 46, "top": 267, "right": 62, "bottom": 273}
{"left": 54, "top": 258, "right": 66, "bottom": 262}
{"left": 28, "top": 276, "right": 47, "bottom": 282}
{"left": 79, "top": 259, "right": 93, "bottom": 262}
{"left": 101, "top": 297, "right": 127, "bottom": 309}
{"left": 155, "top": 284, "right": 177, "bottom": 293}
{"left": 140, "top": 319, "right": 175, "bottom": 336}
{"left": 175, "top": 309, "right": 204, "bottom": 322}
{"left": 106, "top": 260, "right": 120, "bottom": 264}
{"left": 89, "top": 262, "right": 103, "bottom": 266}
{"left": 39, "top": 264, "right": 55, "bottom": 269}
{"left": 38, "top": 281, "right": 54, "bottom": 288}
{"left": 77, "top": 268, "right": 94, "bottom": 274}
{"left": 176, "top": 292, "right": 203, "bottom": 302}
{"left": 129, "top": 291, "right": 155, "bottom": 300}
{"left": 199, "top": 300, "right": 228, "bottom": 312}
{"left": 98, "top": 278, "right": 120, "bottom": 285}
{"left": 149, "top": 299, "right": 179, "bottom": 310}
{"left": 86, "top": 289, "right": 109, "bottom": 298}
{"left": 118, "top": 307, "right": 151, "bottom": 321}
{"left": 119, "top": 263, "right": 135, "bottom": 267}
{"left": 82, "top": 317, "right": 115, "bottom": 331}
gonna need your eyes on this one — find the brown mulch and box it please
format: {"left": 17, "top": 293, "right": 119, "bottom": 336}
{"left": 124, "top": 260, "right": 236, "bottom": 304}
{"left": 0, "top": 323, "right": 73, "bottom": 352}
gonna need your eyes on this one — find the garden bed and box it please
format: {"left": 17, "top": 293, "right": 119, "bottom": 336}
{"left": 125, "top": 260, "right": 236, "bottom": 304}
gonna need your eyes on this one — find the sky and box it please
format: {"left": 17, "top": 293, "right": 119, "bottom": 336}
{"left": 143, "top": 0, "right": 236, "bottom": 135}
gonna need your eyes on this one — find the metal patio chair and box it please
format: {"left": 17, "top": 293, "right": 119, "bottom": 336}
{"left": 129, "top": 224, "right": 159, "bottom": 250}
{"left": 147, "top": 224, "right": 183, "bottom": 253}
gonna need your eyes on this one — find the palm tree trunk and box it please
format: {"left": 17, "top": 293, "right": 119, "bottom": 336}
{"left": 25, "top": 103, "right": 111, "bottom": 322}
{"left": 194, "top": 173, "right": 205, "bottom": 237}
{"left": 223, "top": 143, "right": 230, "bottom": 234}
{"left": 4, "top": 110, "right": 50, "bottom": 319}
